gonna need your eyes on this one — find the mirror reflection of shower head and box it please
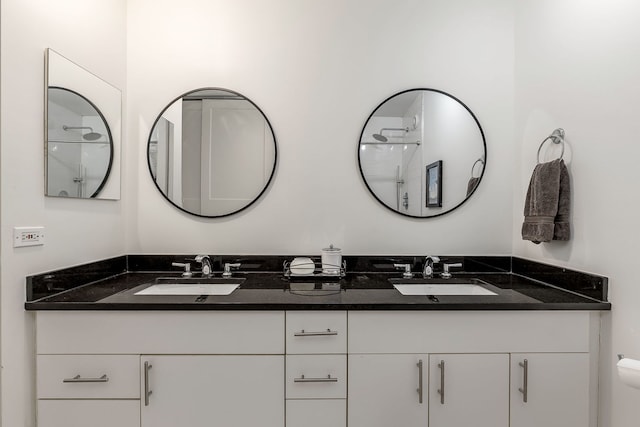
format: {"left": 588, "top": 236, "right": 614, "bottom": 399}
{"left": 63, "top": 125, "right": 102, "bottom": 141}
{"left": 372, "top": 127, "right": 409, "bottom": 143}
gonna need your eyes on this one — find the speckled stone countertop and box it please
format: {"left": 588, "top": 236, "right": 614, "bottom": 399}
{"left": 24, "top": 255, "right": 611, "bottom": 311}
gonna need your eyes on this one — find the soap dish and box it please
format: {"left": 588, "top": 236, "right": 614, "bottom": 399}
{"left": 289, "top": 257, "right": 315, "bottom": 276}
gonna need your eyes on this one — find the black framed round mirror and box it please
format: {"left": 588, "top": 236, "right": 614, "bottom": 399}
{"left": 358, "top": 88, "right": 486, "bottom": 218}
{"left": 46, "top": 86, "right": 114, "bottom": 198}
{"left": 147, "top": 88, "right": 277, "bottom": 217}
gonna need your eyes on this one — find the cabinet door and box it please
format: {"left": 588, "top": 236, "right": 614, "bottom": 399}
{"left": 511, "top": 353, "right": 590, "bottom": 427}
{"left": 429, "top": 353, "right": 509, "bottom": 427}
{"left": 348, "top": 354, "right": 428, "bottom": 427}
{"left": 141, "top": 355, "right": 284, "bottom": 427}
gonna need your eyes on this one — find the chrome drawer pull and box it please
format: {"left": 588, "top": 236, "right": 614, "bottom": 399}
{"left": 294, "top": 329, "right": 338, "bottom": 337}
{"left": 63, "top": 374, "right": 109, "bottom": 383}
{"left": 518, "top": 359, "right": 528, "bottom": 403}
{"left": 294, "top": 374, "right": 338, "bottom": 383}
{"left": 144, "top": 361, "right": 153, "bottom": 406}
{"left": 437, "top": 360, "right": 445, "bottom": 404}
{"left": 416, "top": 360, "right": 423, "bottom": 404}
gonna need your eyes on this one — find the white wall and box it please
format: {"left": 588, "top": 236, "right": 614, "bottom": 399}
{"left": 512, "top": 1, "right": 640, "bottom": 426}
{"left": 0, "top": 1, "right": 127, "bottom": 426}
{"left": 126, "top": 0, "right": 515, "bottom": 256}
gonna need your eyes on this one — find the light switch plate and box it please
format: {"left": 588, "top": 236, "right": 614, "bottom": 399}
{"left": 13, "top": 226, "right": 45, "bottom": 247}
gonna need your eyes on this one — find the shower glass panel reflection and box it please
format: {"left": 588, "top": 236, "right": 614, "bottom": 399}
{"left": 360, "top": 91, "right": 423, "bottom": 216}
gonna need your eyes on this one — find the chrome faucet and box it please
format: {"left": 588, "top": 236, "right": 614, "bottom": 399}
{"left": 194, "top": 255, "right": 213, "bottom": 277}
{"left": 441, "top": 262, "right": 463, "bottom": 279}
{"left": 423, "top": 256, "right": 440, "bottom": 278}
{"left": 222, "top": 262, "right": 241, "bottom": 278}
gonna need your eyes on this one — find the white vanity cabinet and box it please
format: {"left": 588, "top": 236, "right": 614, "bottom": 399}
{"left": 35, "top": 309, "right": 599, "bottom": 427}
{"left": 35, "top": 311, "right": 285, "bottom": 427}
{"left": 348, "top": 311, "right": 600, "bottom": 427}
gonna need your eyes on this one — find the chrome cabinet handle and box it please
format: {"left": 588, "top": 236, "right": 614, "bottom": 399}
{"left": 437, "top": 360, "right": 445, "bottom": 404}
{"left": 518, "top": 359, "right": 528, "bottom": 403}
{"left": 294, "top": 374, "right": 338, "bottom": 383}
{"left": 416, "top": 360, "right": 423, "bottom": 404}
{"left": 63, "top": 374, "right": 109, "bottom": 383}
{"left": 144, "top": 361, "right": 153, "bottom": 406}
{"left": 294, "top": 329, "right": 338, "bottom": 337}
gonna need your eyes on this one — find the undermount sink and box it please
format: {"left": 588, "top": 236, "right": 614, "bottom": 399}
{"left": 392, "top": 280, "right": 498, "bottom": 296}
{"left": 135, "top": 277, "right": 245, "bottom": 296}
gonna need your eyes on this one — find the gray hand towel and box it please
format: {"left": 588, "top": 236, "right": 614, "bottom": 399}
{"left": 466, "top": 177, "right": 481, "bottom": 197}
{"left": 521, "top": 159, "right": 570, "bottom": 244}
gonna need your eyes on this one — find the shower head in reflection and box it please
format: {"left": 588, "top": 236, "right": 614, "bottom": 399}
{"left": 62, "top": 125, "right": 102, "bottom": 141}
{"left": 372, "top": 127, "right": 409, "bottom": 142}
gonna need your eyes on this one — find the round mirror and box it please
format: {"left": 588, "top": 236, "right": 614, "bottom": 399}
{"left": 147, "top": 88, "right": 277, "bottom": 217}
{"left": 47, "top": 87, "right": 114, "bottom": 198}
{"left": 358, "top": 88, "right": 486, "bottom": 218}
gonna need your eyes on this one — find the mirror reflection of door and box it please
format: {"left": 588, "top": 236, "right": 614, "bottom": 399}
{"left": 148, "top": 88, "right": 277, "bottom": 217}
{"left": 198, "top": 99, "right": 275, "bottom": 216}
{"left": 149, "top": 117, "right": 174, "bottom": 197}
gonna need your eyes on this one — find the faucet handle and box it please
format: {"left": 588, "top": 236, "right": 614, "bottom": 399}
{"left": 223, "top": 262, "right": 241, "bottom": 278}
{"left": 172, "top": 262, "right": 192, "bottom": 277}
{"left": 441, "top": 262, "right": 463, "bottom": 279}
{"left": 394, "top": 263, "right": 413, "bottom": 279}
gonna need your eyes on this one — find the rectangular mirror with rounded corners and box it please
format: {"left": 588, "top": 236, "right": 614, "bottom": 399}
{"left": 45, "top": 48, "right": 121, "bottom": 200}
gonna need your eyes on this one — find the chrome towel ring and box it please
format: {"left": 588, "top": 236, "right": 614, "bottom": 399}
{"left": 537, "top": 128, "right": 565, "bottom": 163}
{"left": 470, "top": 158, "right": 484, "bottom": 178}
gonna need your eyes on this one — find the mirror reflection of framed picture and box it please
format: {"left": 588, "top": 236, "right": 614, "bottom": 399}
{"left": 426, "top": 160, "right": 442, "bottom": 207}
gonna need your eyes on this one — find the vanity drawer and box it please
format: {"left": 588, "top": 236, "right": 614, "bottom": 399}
{"left": 36, "top": 311, "right": 284, "bottom": 354}
{"left": 37, "top": 355, "right": 139, "bottom": 399}
{"left": 286, "top": 399, "right": 346, "bottom": 427}
{"left": 37, "top": 400, "right": 140, "bottom": 427}
{"left": 348, "top": 311, "right": 591, "bottom": 353}
{"left": 286, "top": 355, "right": 346, "bottom": 399}
{"left": 286, "top": 311, "right": 347, "bottom": 354}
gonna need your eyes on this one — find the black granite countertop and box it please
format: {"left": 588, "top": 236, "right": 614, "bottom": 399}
{"left": 24, "top": 255, "right": 611, "bottom": 311}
